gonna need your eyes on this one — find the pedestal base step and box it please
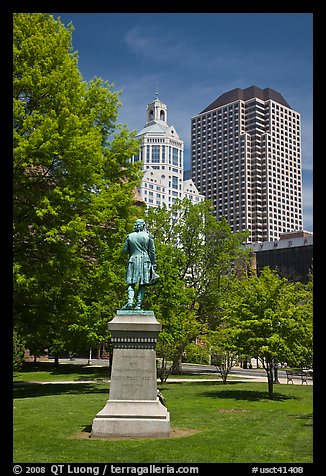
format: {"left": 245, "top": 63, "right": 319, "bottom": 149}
{"left": 91, "top": 399, "right": 170, "bottom": 438}
{"left": 91, "top": 416, "right": 170, "bottom": 438}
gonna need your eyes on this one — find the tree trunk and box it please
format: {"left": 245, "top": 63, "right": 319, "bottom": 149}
{"left": 267, "top": 368, "right": 274, "bottom": 399}
{"left": 171, "top": 344, "right": 185, "bottom": 374}
{"left": 54, "top": 355, "right": 59, "bottom": 367}
{"left": 171, "top": 354, "right": 183, "bottom": 374}
{"left": 158, "top": 358, "right": 170, "bottom": 383}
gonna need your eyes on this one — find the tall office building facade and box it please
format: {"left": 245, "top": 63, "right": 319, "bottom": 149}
{"left": 191, "top": 86, "right": 303, "bottom": 243}
{"left": 131, "top": 96, "right": 204, "bottom": 209}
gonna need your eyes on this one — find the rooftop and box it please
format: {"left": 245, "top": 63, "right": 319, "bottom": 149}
{"left": 199, "top": 86, "right": 292, "bottom": 114}
{"left": 136, "top": 123, "right": 169, "bottom": 136}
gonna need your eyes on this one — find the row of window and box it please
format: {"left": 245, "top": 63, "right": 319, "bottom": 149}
{"left": 193, "top": 118, "right": 300, "bottom": 132}
{"left": 214, "top": 211, "right": 301, "bottom": 227}
{"left": 143, "top": 189, "right": 182, "bottom": 198}
{"left": 193, "top": 100, "right": 299, "bottom": 121}
{"left": 143, "top": 137, "right": 183, "bottom": 146}
{"left": 145, "top": 138, "right": 166, "bottom": 142}
{"left": 192, "top": 130, "right": 300, "bottom": 143}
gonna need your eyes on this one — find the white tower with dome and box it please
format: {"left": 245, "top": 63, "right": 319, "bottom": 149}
{"left": 131, "top": 95, "right": 204, "bottom": 209}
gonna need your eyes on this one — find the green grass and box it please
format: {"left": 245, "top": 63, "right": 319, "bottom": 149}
{"left": 13, "top": 375, "right": 313, "bottom": 463}
{"left": 13, "top": 361, "right": 239, "bottom": 383}
{"left": 14, "top": 361, "right": 111, "bottom": 382}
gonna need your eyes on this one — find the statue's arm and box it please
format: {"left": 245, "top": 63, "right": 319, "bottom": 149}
{"left": 148, "top": 237, "right": 157, "bottom": 269}
{"left": 123, "top": 236, "right": 129, "bottom": 254}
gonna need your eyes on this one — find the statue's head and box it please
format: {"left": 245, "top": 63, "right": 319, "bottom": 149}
{"left": 134, "top": 219, "right": 146, "bottom": 232}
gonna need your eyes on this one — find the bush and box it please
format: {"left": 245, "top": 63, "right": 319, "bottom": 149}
{"left": 183, "top": 342, "right": 210, "bottom": 364}
{"left": 13, "top": 329, "right": 25, "bottom": 371}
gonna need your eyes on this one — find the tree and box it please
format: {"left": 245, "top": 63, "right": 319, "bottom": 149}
{"left": 13, "top": 13, "right": 142, "bottom": 361}
{"left": 144, "top": 198, "right": 250, "bottom": 372}
{"left": 209, "top": 328, "right": 239, "bottom": 383}
{"left": 145, "top": 240, "right": 201, "bottom": 374}
{"left": 13, "top": 328, "right": 26, "bottom": 371}
{"left": 224, "top": 267, "right": 313, "bottom": 398}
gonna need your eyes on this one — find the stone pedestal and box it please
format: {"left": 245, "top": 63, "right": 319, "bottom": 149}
{"left": 91, "top": 310, "right": 170, "bottom": 438}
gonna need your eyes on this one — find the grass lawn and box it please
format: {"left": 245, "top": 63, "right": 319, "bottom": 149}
{"left": 13, "top": 364, "right": 313, "bottom": 463}
{"left": 13, "top": 361, "right": 111, "bottom": 382}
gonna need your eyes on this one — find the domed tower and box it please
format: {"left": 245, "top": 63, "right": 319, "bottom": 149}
{"left": 146, "top": 96, "right": 168, "bottom": 126}
{"left": 131, "top": 95, "right": 204, "bottom": 209}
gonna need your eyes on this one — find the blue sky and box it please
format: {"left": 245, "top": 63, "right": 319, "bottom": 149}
{"left": 53, "top": 12, "right": 313, "bottom": 232}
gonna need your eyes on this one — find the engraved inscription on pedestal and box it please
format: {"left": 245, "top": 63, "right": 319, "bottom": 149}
{"left": 109, "top": 349, "right": 157, "bottom": 400}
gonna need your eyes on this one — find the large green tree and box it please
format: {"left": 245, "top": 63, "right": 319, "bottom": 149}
{"left": 144, "top": 198, "right": 250, "bottom": 372}
{"left": 145, "top": 239, "right": 200, "bottom": 376}
{"left": 223, "top": 267, "right": 313, "bottom": 398}
{"left": 13, "top": 13, "right": 142, "bottom": 360}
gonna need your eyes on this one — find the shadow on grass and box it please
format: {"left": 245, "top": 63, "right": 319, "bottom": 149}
{"left": 160, "top": 379, "right": 295, "bottom": 401}
{"left": 83, "top": 424, "right": 92, "bottom": 434}
{"left": 13, "top": 382, "right": 109, "bottom": 399}
{"left": 157, "top": 380, "right": 247, "bottom": 397}
{"left": 202, "top": 388, "right": 295, "bottom": 402}
{"left": 297, "top": 413, "right": 313, "bottom": 426}
{"left": 15, "top": 361, "right": 109, "bottom": 378}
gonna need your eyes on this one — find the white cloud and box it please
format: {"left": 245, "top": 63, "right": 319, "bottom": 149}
{"left": 124, "top": 25, "right": 197, "bottom": 65}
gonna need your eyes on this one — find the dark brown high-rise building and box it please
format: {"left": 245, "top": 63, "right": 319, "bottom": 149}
{"left": 191, "top": 86, "right": 303, "bottom": 243}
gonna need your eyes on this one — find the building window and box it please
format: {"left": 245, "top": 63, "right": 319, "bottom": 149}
{"left": 152, "top": 145, "right": 160, "bottom": 163}
{"left": 172, "top": 147, "right": 179, "bottom": 166}
{"left": 162, "top": 145, "right": 166, "bottom": 163}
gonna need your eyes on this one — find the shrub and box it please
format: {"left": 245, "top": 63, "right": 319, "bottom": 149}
{"left": 183, "top": 342, "right": 210, "bottom": 364}
{"left": 13, "top": 329, "right": 25, "bottom": 371}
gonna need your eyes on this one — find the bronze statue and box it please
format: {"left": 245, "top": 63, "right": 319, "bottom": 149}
{"left": 121, "top": 219, "right": 159, "bottom": 311}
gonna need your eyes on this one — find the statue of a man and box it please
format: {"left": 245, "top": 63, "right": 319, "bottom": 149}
{"left": 121, "top": 219, "right": 159, "bottom": 311}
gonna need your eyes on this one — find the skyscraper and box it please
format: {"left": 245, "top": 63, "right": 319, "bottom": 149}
{"left": 131, "top": 96, "right": 204, "bottom": 209}
{"left": 191, "top": 86, "right": 303, "bottom": 243}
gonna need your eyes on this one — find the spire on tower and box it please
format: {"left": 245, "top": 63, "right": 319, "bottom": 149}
{"left": 145, "top": 88, "right": 167, "bottom": 126}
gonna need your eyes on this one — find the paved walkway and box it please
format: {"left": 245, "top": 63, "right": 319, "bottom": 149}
{"left": 14, "top": 360, "right": 313, "bottom": 386}
{"left": 14, "top": 373, "right": 313, "bottom": 386}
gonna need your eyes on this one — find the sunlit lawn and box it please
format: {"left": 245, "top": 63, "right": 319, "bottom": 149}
{"left": 13, "top": 365, "right": 313, "bottom": 463}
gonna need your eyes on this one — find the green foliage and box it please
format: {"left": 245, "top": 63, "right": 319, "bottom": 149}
{"left": 13, "top": 13, "right": 142, "bottom": 356}
{"left": 146, "top": 240, "right": 200, "bottom": 372}
{"left": 222, "top": 267, "right": 313, "bottom": 396}
{"left": 230, "top": 268, "right": 312, "bottom": 366}
{"left": 146, "top": 199, "right": 250, "bottom": 326}
{"left": 209, "top": 328, "right": 239, "bottom": 383}
{"left": 183, "top": 342, "right": 210, "bottom": 364}
{"left": 13, "top": 329, "right": 26, "bottom": 371}
{"left": 144, "top": 198, "right": 250, "bottom": 371}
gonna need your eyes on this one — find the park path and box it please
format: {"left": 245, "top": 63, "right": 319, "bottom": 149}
{"left": 13, "top": 373, "right": 313, "bottom": 385}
